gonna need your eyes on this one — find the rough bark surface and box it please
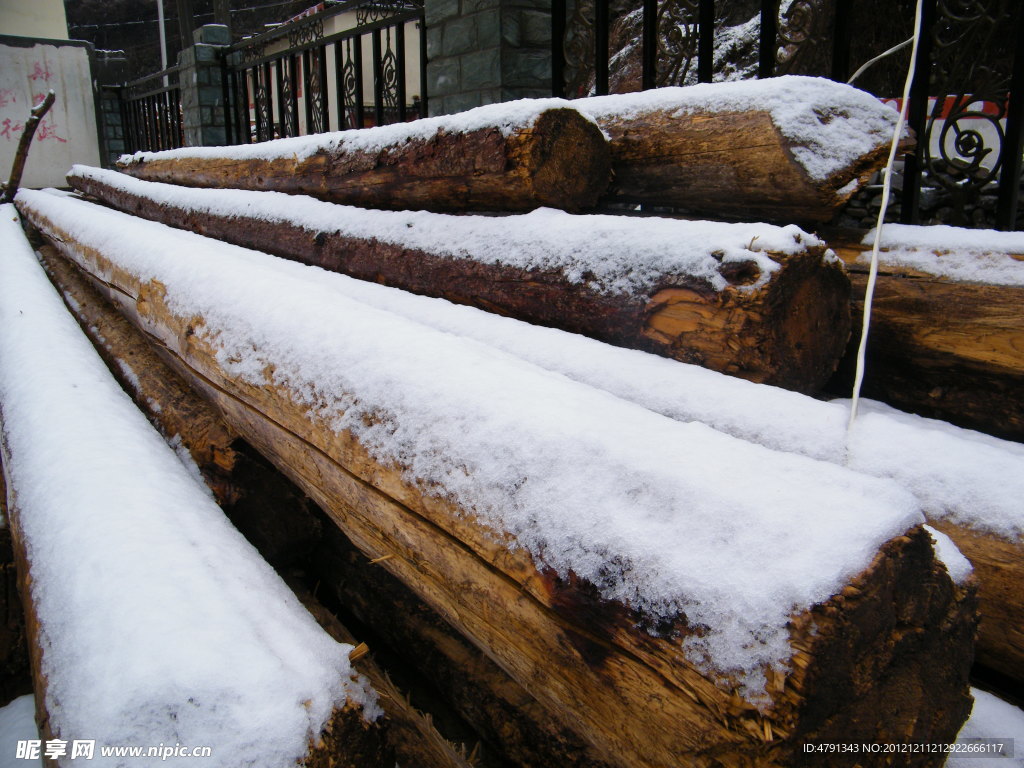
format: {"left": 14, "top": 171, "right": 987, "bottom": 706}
{"left": 827, "top": 234, "right": 1024, "bottom": 442}
{"left": 69, "top": 172, "right": 851, "bottom": 394}
{"left": 114, "top": 108, "right": 611, "bottom": 214}
{"left": 19, "top": 199, "right": 978, "bottom": 768}
{"left": 584, "top": 107, "right": 904, "bottom": 223}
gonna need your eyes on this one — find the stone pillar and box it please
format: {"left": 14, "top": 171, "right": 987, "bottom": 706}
{"left": 178, "top": 24, "right": 230, "bottom": 147}
{"left": 425, "top": 0, "right": 553, "bottom": 116}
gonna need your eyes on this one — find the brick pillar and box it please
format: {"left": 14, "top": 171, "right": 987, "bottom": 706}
{"left": 425, "top": 0, "right": 553, "bottom": 116}
{"left": 178, "top": 24, "right": 230, "bottom": 147}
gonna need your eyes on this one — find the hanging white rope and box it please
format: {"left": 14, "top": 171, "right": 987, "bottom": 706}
{"left": 847, "top": 0, "right": 926, "bottom": 433}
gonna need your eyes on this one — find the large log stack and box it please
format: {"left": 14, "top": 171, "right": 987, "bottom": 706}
{"left": 17, "top": 189, "right": 976, "bottom": 768}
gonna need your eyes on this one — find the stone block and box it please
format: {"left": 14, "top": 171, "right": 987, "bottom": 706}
{"left": 194, "top": 24, "right": 231, "bottom": 46}
{"left": 426, "top": 0, "right": 461, "bottom": 25}
{"left": 443, "top": 14, "right": 479, "bottom": 56}
{"left": 443, "top": 90, "right": 483, "bottom": 114}
{"left": 426, "top": 26, "right": 444, "bottom": 60}
{"left": 461, "top": 48, "right": 500, "bottom": 89}
{"left": 427, "top": 57, "right": 461, "bottom": 96}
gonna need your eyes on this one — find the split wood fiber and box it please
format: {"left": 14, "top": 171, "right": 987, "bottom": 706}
{"left": 69, "top": 171, "right": 851, "bottom": 394}
{"left": 19, "top": 195, "right": 979, "bottom": 768}
{"left": 37, "top": 245, "right": 473, "bottom": 768}
{"left": 114, "top": 107, "right": 610, "bottom": 214}
{"left": 828, "top": 236, "right": 1024, "bottom": 443}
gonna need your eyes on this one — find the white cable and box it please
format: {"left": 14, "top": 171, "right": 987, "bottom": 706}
{"left": 847, "top": 37, "right": 914, "bottom": 86}
{"left": 847, "top": 0, "right": 925, "bottom": 433}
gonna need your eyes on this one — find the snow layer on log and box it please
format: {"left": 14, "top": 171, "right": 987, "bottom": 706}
{"left": 860, "top": 223, "right": 1024, "bottom": 286}
{"left": 69, "top": 165, "right": 817, "bottom": 297}
{"left": 119, "top": 98, "right": 596, "bottom": 165}
{"left": 15, "top": 189, "right": 926, "bottom": 704}
{"left": 0, "top": 204, "right": 380, "bottom": 763}
{"left": 575, "top": 75, "right": 904, "bottom": 182}
{"left": 950, "top": 689, "right": 1024, "bottom": 768}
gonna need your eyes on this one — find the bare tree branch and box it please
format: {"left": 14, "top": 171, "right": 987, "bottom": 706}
{"left": 0, "top": 90, "right": 56, "bottom": 205}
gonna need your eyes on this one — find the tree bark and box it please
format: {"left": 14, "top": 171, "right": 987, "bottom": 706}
{"left": 69, "top": 170, "right": 851, "bottom": 394}
{"left": 20, "top": 196, "right": 978, "bottom": 768}
{"left": 115, "top": 107, "right": 611, "bottom": 214}
{"left": 827, "top": 234, "right": 1024, "bottom": 442}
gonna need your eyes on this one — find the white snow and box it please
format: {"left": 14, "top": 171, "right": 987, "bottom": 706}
{"left": 0, "top": 204, "right": 379, "bottom": 767}
{"left": 0, "top": 695, "right": 42, "bottom": 768}
{"left": 119, "top": 97, "right": 594, "bottom": 166}
{"left": 861, "top": 223, "right": 1024, "bottom": 286}
{"left": 15, "top": 189, "right": 928, "bottom": 707}
{"left": 949, "top": 689, "right": 1024, "bottom": 767}
{"left": 575, "top": 75, "right": 905, "bottom": 182}
{"left": 924, "top": 526, "right": 974, "bottom": 586}
{"left": 70, "top": 166, "right": 828, "bottom": 297}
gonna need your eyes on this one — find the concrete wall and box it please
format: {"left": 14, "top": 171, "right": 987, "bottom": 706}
{"left": 0, "top": 0, "right": 69, "bottom": 41}
{"left": 0, "top": 37, "right": 101, "bottom": 188}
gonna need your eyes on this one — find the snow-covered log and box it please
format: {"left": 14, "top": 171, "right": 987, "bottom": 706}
{"left": 114, "top": 100, "right": 610, "bottom": 214}
{"left": 17, "top": 190, "right": 976, "bottom": 768}
{"left": 829, "top": 224, "right": 1024, "bottom": 443}
{"left": 36, "top": 242, "right": 477, "bottom": 768}
{"left": 574, "top": 76, "right": 912, "bottom": 223}
{"left": 0, "top": 204, "right": 391, "bottom": 767}
{"left": 67, "top": 167, "right": 851, "bottom": 394}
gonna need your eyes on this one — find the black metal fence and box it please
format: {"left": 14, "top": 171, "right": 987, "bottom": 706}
{"left": 552, "top": 0, "right": 1024, "bottom": 230}
{"left": 221, "top": 0, "right": 427, "bottom": 145}
{"left": 116, "top": 65, "right": 185, "bottom": 154}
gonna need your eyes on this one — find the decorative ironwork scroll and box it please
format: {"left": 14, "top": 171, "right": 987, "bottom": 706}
{"left": 288, "top": 17, "right": 325, "bottom": 48}
{"left": 379, "top": 27, "right": 401, "bottom": 116}
{"left": 921, "top": 0, "right": 1015, "bottom": 225}
{"left": 341, "top": 38, "right": 360, "bottom": 129}
{"left": 357, "top": 0, "right": 421, "bottom": 26}
{"left": 776, "top": 0, "right": 834, "bottom": 76}
{"left": 655, "top": 0, "right": 700, "bottom": 86}
{"left": 305, "top": 50, "right": 327, "bottom": 134}
{"left": 563, "top": 0, "right": 596, "bottom": 97}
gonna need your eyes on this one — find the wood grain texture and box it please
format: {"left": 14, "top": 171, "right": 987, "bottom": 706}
{"left": 114, "top": 108, "right": 611, "bottom": 214}
{"left": 928, "top": 520, "right": 1024, "bottom": 687}
{"left": 828, "top": 236, "right": 1024, "bottom": 442}
{"left": 586, "top": 109, "right": 901, "bottom": 223}
{"left": 19, "top": 199, "right": 978, "bottom": 768}
{"left": 69, "top": 171, "right": 851, "bottom": 394}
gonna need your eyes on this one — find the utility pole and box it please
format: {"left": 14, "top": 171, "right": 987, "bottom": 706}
{"left": 213, "top": 0, "right": 232, "bottom": 38}
{"left": 176, "top": 0, "right": 195, "bottom": 52}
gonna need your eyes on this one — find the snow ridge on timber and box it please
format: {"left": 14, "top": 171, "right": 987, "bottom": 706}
{"left": 861, "top": 223, "right": 1024, "bottom": 286}
{"left": 17, "top": 189, "right": 926, "bottom": 705}
{"left": 0, "top": 203, "right": 379, "bottom": 766}
{"left": 71, "top": 166, "right": 821, "bottom": 296}
{"left": 118, "top": 97, "right": 597, "bottom": 165}
{"left": 576, "top": 75, "right": 904, "bottom": 182}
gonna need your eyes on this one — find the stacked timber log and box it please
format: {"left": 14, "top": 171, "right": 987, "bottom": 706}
{"left": 67, "top": 166, "right": 850, "bottom": 394}
{"left": 17, "top": 189, "right": 976, "bottom": 768}
{"left": 40, "top": 238, "right": 612, "bottom": 767}
{"left": 574, "top": 75, "right": 912, "bottom": 223}
{"left": 115, "top": 100, "right": 611, "bottom": 213}
{"left": 34, "top": 240, "right": 485, "bottom": 768}
{"left": 0, "top": 205, "right": 390, "bottom": 767}
{"left": 826, "top": 224, "right": 1024, "bottom": 443}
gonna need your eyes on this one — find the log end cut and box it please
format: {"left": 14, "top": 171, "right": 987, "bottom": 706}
{"left": 301, "top": 702, "right": 393, "bottom": 768}
{"left": 642, "top": 244, "right": 852, "bottom": 393}
{"left": 509, "top": 107, "right": 612, "bottom": 213}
